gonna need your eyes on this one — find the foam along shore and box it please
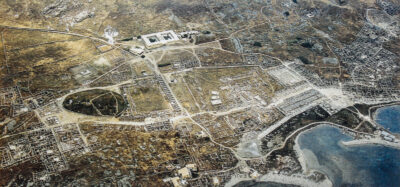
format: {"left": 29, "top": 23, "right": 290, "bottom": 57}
{"left": 342, "top": 138, "right": 400, "bottom": 149}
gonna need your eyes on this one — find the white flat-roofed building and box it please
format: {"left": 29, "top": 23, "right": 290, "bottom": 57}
{"left": 211, "top": 99, "right": 222, "bottom": 105}
{"left": 142, "top": 30, "right": 180, "bottom": 48}
{"left": 179, "top": 31, "right": 199, "bottom": 37}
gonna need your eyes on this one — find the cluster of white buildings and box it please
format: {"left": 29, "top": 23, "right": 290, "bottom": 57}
{"left": 131, "top": 30, "right": 199, "bottom": 52}
{"left": 211, "top": 91, "right": 222, "bottom": 105}
{"left": 142, "top": 30, "right": 180, "bottom": 48}
{"left": 163, "top": 164, "right": 198, "bottom": 187}
{"left": 380, "top": 131, "right": 397, "bottom": 142}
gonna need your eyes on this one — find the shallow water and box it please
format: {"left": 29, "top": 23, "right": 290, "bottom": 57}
{"left": 298, "top": 125, "right": 400, "bottom": 186}
{"left": 375, "top": 105, "right": 400, "bottom": 134}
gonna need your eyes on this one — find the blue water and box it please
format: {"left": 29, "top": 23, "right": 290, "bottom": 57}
{"left": 298, "top": 125, "right": 400, "bottom": 187}
{"left": 375, "top": 105, "right": 400, "bottom": 134}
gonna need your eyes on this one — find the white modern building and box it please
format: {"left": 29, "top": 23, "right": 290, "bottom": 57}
{"left": 142, "top": 30, "right": 180, "bottom": 48}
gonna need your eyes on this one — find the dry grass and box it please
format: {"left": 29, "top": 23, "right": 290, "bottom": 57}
{"left": 129, "top": 84, "right": 170, "bottom": 113}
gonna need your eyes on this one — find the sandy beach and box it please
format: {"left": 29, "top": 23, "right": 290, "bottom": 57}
{"left": 259, "top": 173, "right": 332, "bottom": 187}
{"left": 294, "top": 131, "right": 308, "bottom": 173}
{"left": 293, "top": 125, "right": 325, "bottom": 174}
{"left": 225, "top": 172, "right": 333, "bottom": 187}
{"left": 342, "top": 138, "right": 400, "bottom": 149}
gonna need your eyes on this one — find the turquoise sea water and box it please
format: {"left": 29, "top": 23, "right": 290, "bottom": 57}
{"left": 375, "top": 105, "right": 400, "bottom": 134}
{"left": 298, "top": 125, "right": 400, "bottom": 187}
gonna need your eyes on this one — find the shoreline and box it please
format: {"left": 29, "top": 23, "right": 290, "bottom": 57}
{"left": 228, "top": 103, "right": 400, "bottom": 187}
{"left": 291, "top": 124, "right": 400, "bottom": 187}
{"left": 370, "top": 102, "right": 400, "bottom": 121}
{"left": 342, "top": 138, "right": 400, "bottom": 149}
{"left": 225, "top": 172, "right": 333, "bottom": 187}
{"left": 259, "top": 173, "right": 332, "bottom": 187}
{"left": 293, "top": 124, "right": 329, "bottom": 174}
{"left": 372, "top": 104, "right": 400, "bottom": 132}
{"left": 227, "top": 124, "right": 335, "bottom": 187}
{"left": 294, "top": 130, "right": 308, "bottom": 174}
